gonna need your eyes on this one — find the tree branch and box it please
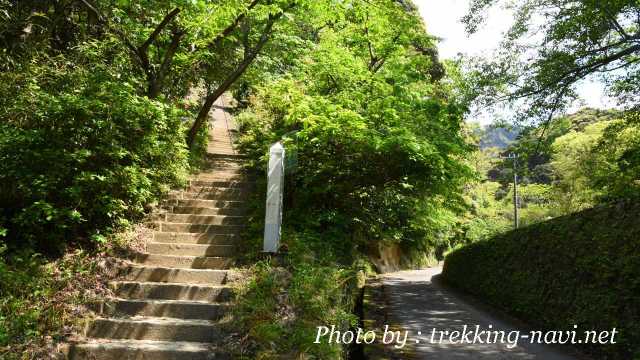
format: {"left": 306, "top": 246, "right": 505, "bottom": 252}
{"left": 369, "top": 34, "right": 400, "bottom": 73}
{"left": 138, "top": 8, "right": 181, "bottom": 55}
{"left": 78, "top": 1, "right": 184, "bottom": 98}
{"left": 149, "top": 27, "right": 186, "bottom": 98}
{"left": 364, "top": 15, "right": 378, "bottom": 70}
{"left": 78, "top": 0, "right": 139, "bottom": 57}
{"left": 207, "top": 0, "right": 261, "bottom": 50}
{"left": 511, "top": 44, "right": 640, "bottom": 101}
{"left": 533, "top": 84, "right": 569, "bottom": 155}
{"left": 187, "top": 7, "right": 289, "bottom": 147}
{"left": 240, "top": 20, "right": 251, "bottom": 59}
{"left": 601, "top": 6, "right": 632, "bottom": 40}
{"left": 79, "top": 0, "right": 103, "bottom": 22}
{"left": 77, "top": 0, "right": 178, "bottom": 83}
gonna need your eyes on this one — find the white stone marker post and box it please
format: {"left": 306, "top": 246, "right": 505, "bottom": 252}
{"left": 263, "top": 142, "right": 285, "bottom": 253}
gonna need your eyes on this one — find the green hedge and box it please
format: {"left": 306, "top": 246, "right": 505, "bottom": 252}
{"left": 442, "top": 201, "right": 640, "bottom": 359}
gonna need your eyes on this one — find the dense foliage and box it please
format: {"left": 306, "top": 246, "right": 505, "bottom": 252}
{"left": 0, "top": 0, "right": 309, "bottom": 356}
{"left": 500, "top": 109, "right": 640, "bottom": 205}
{"left": 0, "top": 0, "right": 309, "bottom": 252}
{"left": 1, "top": 0, "right": 470, "bottom": 357}
{"left": 443, "top": 201, "right": 640, "bottom": 360}
{"left": 494, "top": 109, "right": 620, "bottom": 186}
{"left": 456, "top": 0, "right": 640, "bottom": 243}
{"left": 454, "top": 108, "right": 640, "bottom": 244}
{"left": 236, "top": 0, "right": 471, "bottom": 261}
{"left": 234, "top": 231, "right": 368, "bottom": 358}
{"left": 2, "top": 0, "right": 637, "bottom": 358}
{"left": 230, "top": 0, "right": 472, "bottom": 357}
{"left": 591, "top": 112, "right": 640, "bottom": 201}
{"left": 447, "top": 4, "right": 640, "bottom": 358}
{"left": 0, "top": 58, "right": 189, "bottom": 253}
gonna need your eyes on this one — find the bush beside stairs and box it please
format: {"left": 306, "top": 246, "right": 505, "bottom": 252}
{"left": 65, "top": 126, "right": 250, "bottom": 360}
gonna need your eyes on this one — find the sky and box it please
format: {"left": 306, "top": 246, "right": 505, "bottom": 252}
{"left": 413, "top": 0, "right": 615, "bottom": 124}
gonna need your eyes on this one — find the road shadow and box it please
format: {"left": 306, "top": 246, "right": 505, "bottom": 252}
{"left": 378, "top": 269, "right": 591, "bottom": 360}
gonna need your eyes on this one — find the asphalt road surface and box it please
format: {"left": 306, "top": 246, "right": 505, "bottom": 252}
{"left": 381, "top": 267, "right": 586, "bottom": 360}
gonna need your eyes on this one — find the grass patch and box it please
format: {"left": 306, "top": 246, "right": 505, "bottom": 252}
{"left": 0, "top": 224, "right": 150, "bottom": 359}
{"left": 232, "top": 230, "right": 371, "bottom": 359}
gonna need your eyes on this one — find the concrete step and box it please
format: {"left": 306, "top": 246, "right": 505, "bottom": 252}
{"left": 208, "top": 133, "right": 234, "bottom": 137}
{"left": 129, "top": 253, "right": 232, "bottom": 269}
{"left": 110, "top": 282, "right": 234, "bottom": 302}
{"left": 158, "top": 223, "right": 243, "bottom": 234}
{"left": 176, "top": 199, "right": 245, "bottom": 209}
{"left": 209, "top": 128, "right": 236, "bottom": 134}
{"left": 102, "top": 299, "right": 230, "bottom": 320}
{"left": 66, "top": 339, "right": 229, "bottom": 360}
{"left": 208, "top": 136, "right": 235, "bottom": 141}
{"left": 208, "top": 138, "right": 234, "bottom": 144}
{"left": 168, "top": 189, "right": 247, "bottom": 201}
{"left": 164, "top": 199, "right": 246, "bottom": 210}
{"left": 165, "top": 214, "right": 245, "bottom": 225}
{"left": 156, "top": 213, "right": 245, "bottom": 224}
{"left": 86, "top": 317, "right": 223, "bottom": 342}
{"left": 121, "top": 266, "right": 236, "bottom": 285}
{"left": 200, "top": 165, "right": 244, "bottom": 173}
{"left": 207, "top": 146, "right": 236, "bottom": 151}
{"left": 207, "top": 143, "right": 235, "bottom": 149}
{"left": 183, "top": 185, "right": 251, "bottom": 194}
{"left": 192, "top": 173, "right": 250, "bottom": 182}
{"left": 208, "top": 135, "right": 234, "bottom": 141}
{"left": 204, "top": 154, "right": 244, "bottom": 162}
{"left": 188, "top": 179, "right": 252, "bottom": 188}
{"left": 205, "top": 153, "right": 247, "bottom": 160}
{"left": 147, "top": 242, "right": 236, "bottom": 257}
{"left": 201, "top": 158, "right": 245, "bottom": 167}
{"left": 207, "top": 151, "right": 237, "bottom": 157}
{"left": 209, "top": 133, "right": 234, "bottom": 139}
{"left": 153, "top": 232, "right": 239, "bottom": 245}
{"left": 195, "top": 168, "right": 244, "bottom": 176}
{"left": 168, "top": 206, "right": 245, "bottom": 216}
{"left": 207, "top": 146, "right": 236, "bottom": 152}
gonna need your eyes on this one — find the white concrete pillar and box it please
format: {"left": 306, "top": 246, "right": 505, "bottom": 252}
{"left": 264, "top": 142, "right": 285, "bottom": 253}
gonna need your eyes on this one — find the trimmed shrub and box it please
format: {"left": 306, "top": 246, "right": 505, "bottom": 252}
{"left": 442, "top": 201, "right": 640, "bottom": 359}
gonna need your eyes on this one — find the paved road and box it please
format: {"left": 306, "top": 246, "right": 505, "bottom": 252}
{"left": 381, "top": 267, "right": 583, "bottom": 359}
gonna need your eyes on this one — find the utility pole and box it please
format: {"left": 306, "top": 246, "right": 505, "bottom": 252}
{"left": 501, "top": 153, "right": 519, "bottom": 229}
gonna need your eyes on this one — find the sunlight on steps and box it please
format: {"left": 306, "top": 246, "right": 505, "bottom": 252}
{"left": 65, "top": 104, "right": 249, "bottom": 360}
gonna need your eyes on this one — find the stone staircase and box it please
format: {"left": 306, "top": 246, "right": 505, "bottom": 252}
{"left": 67, "top": 124, "right": 249, "bottom": 359}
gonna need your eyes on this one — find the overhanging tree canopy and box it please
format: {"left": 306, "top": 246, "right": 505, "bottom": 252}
{"left": 464, "top": 0, "right": 640, "bottom": 124}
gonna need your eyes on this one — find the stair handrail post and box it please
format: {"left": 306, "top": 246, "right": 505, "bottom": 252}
{"left": 263, "top": 141, "right": 285, "bottom": 253}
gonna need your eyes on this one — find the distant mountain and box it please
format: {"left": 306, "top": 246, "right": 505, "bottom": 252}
{"left": 474, "top": 108, "right": 619, "bottom": 150}
{"left": 486, "top": 107, "right": 622, "bottom": 185}
{"left": 478, "top": 126, "right": 519, "bottom": 150}
{"left": 559, "top": 107, "right": 621, "bottom": 132}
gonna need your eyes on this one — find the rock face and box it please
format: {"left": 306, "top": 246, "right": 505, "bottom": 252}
{"left": 369, "top": 242, "right": 403, "bottom": 274}
{"left": 66, "top": 106, "right": 250, "bottom": 359}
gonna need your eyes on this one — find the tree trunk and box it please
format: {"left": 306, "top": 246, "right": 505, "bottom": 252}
{"left": 186, "top": 49, "right": 260, "bottom": 147}
{"left": 148, "top": 29, "right": 185, "bottom": 99}
{"left": 186, "top": 12, "right": 282, "bottom": 148}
